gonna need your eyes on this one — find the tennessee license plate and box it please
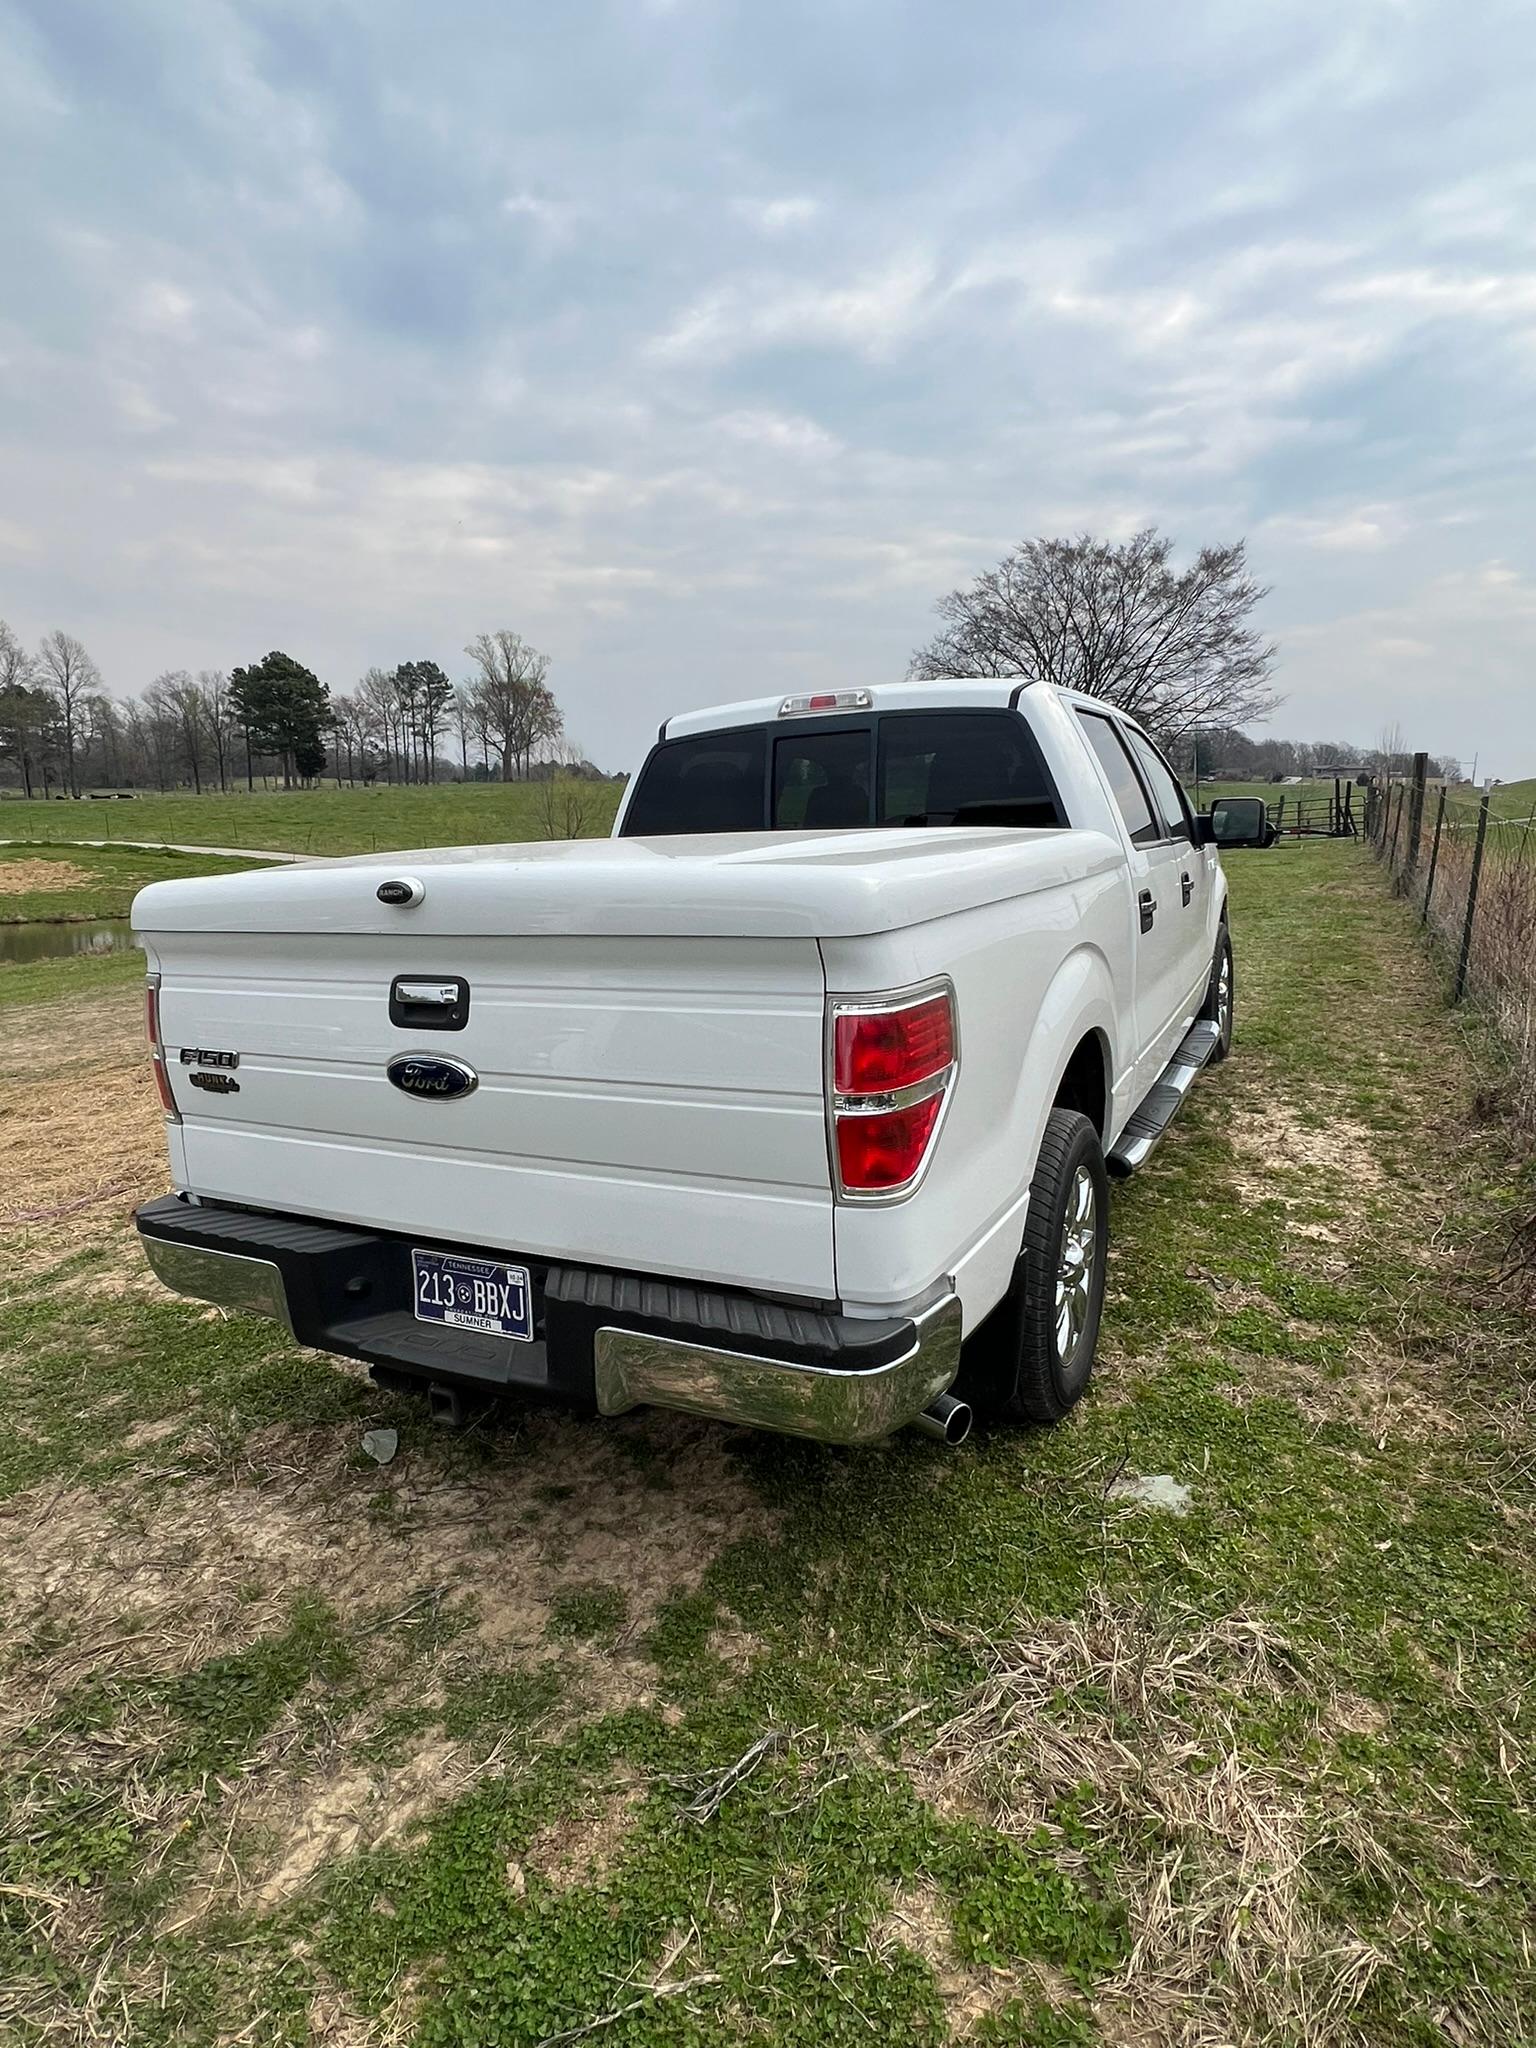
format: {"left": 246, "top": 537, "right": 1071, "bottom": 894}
{"left": 411, "top": 1249, "right": 533, "bottom": 1341}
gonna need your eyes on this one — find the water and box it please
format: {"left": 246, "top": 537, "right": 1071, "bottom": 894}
{"left": 0, "top": 919, "right": 140, "bottom": 965}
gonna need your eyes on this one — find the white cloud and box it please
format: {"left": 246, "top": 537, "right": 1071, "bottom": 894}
{"left": 734, "top": 195, "right": 821, "bottom": 235}
{"left": 649, "top": 254, "right": 938, "bottom": 362}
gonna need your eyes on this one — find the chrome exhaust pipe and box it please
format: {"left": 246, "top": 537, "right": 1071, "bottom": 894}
{"left": 913, "top": 1392, "right": 972, "bottom": 1446}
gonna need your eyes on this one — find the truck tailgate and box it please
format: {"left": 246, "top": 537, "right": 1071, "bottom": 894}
{"left": 147, "top": 930, "right": 834, "bottom": 1297}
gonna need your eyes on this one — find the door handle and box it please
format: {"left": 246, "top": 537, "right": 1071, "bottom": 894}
{"left": 1181, "top": 871, "right": 1194, "bottom": 907}
{"left": 1138, "top": 889, "right": 1156, "bottom": 934}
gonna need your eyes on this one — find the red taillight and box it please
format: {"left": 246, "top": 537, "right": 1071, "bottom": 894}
{"left": 828, "top": 984, "right": 956, "bottom": 1197}
{"left": 834, "top": 994, "right": 954, "bottom": 1096}
{"left": 835, "top": 1095, "right": 944, "bottom": 1193}
{"left": 146, "top": 975, "right": 180, "bottom": 1122}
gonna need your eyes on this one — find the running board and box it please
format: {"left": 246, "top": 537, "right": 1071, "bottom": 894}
{"left": 1107, "top": 1019, "right": 1222, "bottom": 1177}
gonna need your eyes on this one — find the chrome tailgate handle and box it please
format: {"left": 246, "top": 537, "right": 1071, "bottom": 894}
{"left": 395, "top": 981, "right": 460, "bottom": 1006}
{"left": 388, "top": 975, "right": 471, "bottom": 1031}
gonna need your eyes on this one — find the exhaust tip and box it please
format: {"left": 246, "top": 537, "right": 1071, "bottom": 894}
{"left": 913, "top": 1392, "right": 972, "bottom": 1446}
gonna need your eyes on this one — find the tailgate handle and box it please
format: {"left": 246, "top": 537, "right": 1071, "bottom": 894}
{"left": 389, "top": 975, "right": 470, "bottom": 1031}
{"left": 396, "top": 981, "right": 460, "bottom": 1006}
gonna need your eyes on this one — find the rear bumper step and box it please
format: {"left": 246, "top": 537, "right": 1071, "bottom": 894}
{"left": 134, "top": 1196, "right": 962, "bottom": 1446}
{"left": 1107, "top": 1018, "right": 1221, "bottom": 1177}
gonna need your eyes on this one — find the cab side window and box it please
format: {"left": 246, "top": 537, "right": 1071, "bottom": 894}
{"left": 1124, "top": 728, "right": 1195, "bottom": 844}
{"left": 1077, "top": 712, "right": 1159, "bottom": 847}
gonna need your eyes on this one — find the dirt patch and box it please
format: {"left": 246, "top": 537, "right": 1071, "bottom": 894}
{"left": 0, "top": 857, "right": 96, "bottom": 895}
{"left": 0, "top": 987, "right": 167, "bottom": 1271}
{"left": 0, "top": 1409, "right": 769, "bottom": 1666}
{"left": 873, "top": 1879, "right": 1029, "bottom": 2036}
{"left": 1216, "top": 1336, "right": 1462, "bottom": 1445}
{"left": 1225, "top": 1102, "right": 1383, "bottom": 1208}
{"left": 516, "top": 1769, "right": 644, "bottom": 1890}
{"left": 250, "top": 1737, "right": 475, "bottom": 1910}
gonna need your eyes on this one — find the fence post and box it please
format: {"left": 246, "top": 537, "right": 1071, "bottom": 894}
{"left": 1388, "top": 784, "right": 1404, "bottom": 870}
{"left": 1404, "top": 753, "right": 1428, "bottom": 880}
{"left": 1452, "top": 791, "right": 1492, "bottom": 1005}
{"left": 1421, "top": 786, "right": 1447, "bottom": 925}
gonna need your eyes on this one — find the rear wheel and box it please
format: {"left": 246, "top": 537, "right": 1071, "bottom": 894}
{"left": 1200, "top": 927, "right": 1235, "bottom": 1062}
{"left": 960, "top": 1107, "right": 1109, "bottom": 1425}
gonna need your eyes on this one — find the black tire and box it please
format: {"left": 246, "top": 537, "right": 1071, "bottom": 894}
{"left": 1200, "top": 925, "right": 1235, "bottom": 1062}
{"left": 958, "top": 1107, "right": 1109, "bottom": 1425}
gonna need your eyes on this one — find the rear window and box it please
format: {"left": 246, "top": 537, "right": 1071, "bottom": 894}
{"left": 775, "top": 729, "right": 871, "bottom": 828}
{"left": 622, "top": 707, "right": 1062, "bottom": 836}
{"left": 621, "top": 728, "right": 767, "bottom": 835}
{"left": 878, "top": 712, "right": 1061, "bottom": 827}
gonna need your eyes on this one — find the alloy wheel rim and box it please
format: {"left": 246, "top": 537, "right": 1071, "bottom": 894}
{"left": 1217, "top": 953, "right": 1232, "bottom": 1034}
{"left": 1055, "top": 1164, "right": 1099, "bottom": 1364}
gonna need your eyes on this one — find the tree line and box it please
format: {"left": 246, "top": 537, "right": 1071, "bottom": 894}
{"left": 0, "top": 623, "right": 602, "bottom": 797}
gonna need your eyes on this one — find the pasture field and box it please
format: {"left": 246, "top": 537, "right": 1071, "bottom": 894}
{"left": 0, "top": 844, "right": 1533, "bottom": 2046}
{"left": 0, "top": 780, "right": 624, "bottom": 858}
{"left": 0, "top": 842, "right": 269, "bottom": 925}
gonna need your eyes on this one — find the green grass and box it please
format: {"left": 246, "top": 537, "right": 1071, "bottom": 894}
{"left": 1, "top": 842, "right": 1533, "bottom": 2045}
{"left": 0, "top": 839, "right": 269, "bottom": 922}
{"left": 0, "top": 947, "right": 146, "bottom": 1007}
{"left": 0, "top": 779, "right": 622, "bottom": 857}
{"left": 1490, "top": 775, "right": 1536, "bottom": 819}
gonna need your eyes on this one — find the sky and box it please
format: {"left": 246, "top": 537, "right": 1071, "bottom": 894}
{"left": 2, "top": 0, "right": 1535, "bottom": 781}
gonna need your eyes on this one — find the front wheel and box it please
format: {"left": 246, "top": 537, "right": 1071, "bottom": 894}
{"left": 959, "top": 1107, "right": 1109, "bottom": 1425}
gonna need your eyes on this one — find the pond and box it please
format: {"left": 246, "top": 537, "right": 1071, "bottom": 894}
{"left": 0, "top": 919, "right": 140, "bottom": 965}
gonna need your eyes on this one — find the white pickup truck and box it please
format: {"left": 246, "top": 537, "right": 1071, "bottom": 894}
{"left": 133, "top": 681, "right": 1268, "bottom": 1447}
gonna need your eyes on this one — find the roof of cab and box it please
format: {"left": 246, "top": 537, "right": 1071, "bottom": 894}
{"left": 661, "top": 677, "right": 1045, "bottom": 742}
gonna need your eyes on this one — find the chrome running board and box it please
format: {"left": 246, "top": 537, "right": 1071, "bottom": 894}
{"left": 1107, "top": 1018, "right": 1222, "bottom": 1178}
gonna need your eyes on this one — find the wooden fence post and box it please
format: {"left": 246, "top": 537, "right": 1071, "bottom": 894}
{"left": 1453, "top": 791, "right": 1492, "bottom": 1005}
{"left": 1388, "top": 784, "right": 1404, "bottom": 869}
{"left": 1421, "top": 786, "right": 1447, "bottom": 925}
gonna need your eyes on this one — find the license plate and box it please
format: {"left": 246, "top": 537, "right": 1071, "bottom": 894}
{"left": 411, "top": 1249, "right": 533, "bottom": 1341}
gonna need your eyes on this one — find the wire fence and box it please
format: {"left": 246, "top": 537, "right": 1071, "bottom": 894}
{"left": 1365, "top": 771, "right": 1536, "bottom": 1130}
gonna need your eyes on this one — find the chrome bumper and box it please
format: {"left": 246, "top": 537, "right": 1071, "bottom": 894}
{"left": 593, "top": 1293, "right": 964, "bottom": 1445}
{"left": 140, "top": 1235, "right": 295, "bottom": 1334}
{"left": 138, "top": 1202, "right": 964, "bottom": 1448}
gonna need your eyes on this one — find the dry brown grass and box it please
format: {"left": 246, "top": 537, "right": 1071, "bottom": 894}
{"left": 0, "top": 858, "right": 95, "bottom": 894}
{"left": 0, "top": 987, "right": 168, "bottom": 1273}
{"left": 912, "top": 1595, "right": 1408, "bottom": 2048}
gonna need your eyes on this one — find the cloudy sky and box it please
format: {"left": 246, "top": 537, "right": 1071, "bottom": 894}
{"left": 3, "top": 0, "right": 1535, "bottom": 778}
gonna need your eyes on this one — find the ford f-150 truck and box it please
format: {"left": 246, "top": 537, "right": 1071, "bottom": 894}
{"left": 132, "top": 680, "right": 1268, "bottom": 1447}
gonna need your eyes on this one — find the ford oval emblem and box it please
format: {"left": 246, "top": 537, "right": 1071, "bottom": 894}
{"left": 387, "top": 1053, "right": 478, "bottom": 1101}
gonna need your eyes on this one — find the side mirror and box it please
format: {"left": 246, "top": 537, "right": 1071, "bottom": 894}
{"left": 1201, "top": 795, "right": 1272, "bottom": 848}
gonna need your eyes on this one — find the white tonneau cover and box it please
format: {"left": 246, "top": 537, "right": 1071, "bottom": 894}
{"left": 132, "top": 826, "right": 1119, "bottom": 942}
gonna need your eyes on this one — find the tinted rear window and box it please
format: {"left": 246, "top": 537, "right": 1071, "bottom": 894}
{"left": 878, "top": 711, "right": 1061, "bottom": 827}
{"left": 622, "top": 707, "right": 1063, "bottom": 836}
{"left": 621, "top": 728, "right": 766, "bottom": 835}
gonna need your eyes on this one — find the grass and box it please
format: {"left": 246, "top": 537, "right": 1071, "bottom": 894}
{"left": 1, "top": 842, "right": 1534, "bottom": 2044}
{"left": 0, "top": 840, "right": 269, "bottom": 923}
{"left": 0, "top": 780, "right": 623, "bottom": 857}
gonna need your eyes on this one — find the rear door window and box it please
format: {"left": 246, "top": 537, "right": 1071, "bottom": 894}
{"left": 1124, "top": 728, "right": 1195, "bottom": 843}
{"left": 877, "top": 711, "right": 1062, "bottom": 827}
{"left": 773, "top": 729, "right": 873, "bottom": 828}
{"left": 1077, "top": 711, "right": 1160, "bottom": 847}
{"left": 621, "top": 728, "right": 766, "bottom": 835}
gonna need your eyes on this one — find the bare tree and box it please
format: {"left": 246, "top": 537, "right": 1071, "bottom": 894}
{"left": 534, "top": 743, "right": 601, "bottom": 838}
{"left": 464, "top": 630, "right": 560, "bottom": 780}
{"left": 0, "top": 622, "right": 45, "bottom": 798}
{"left": 199, "top": 670, "right": 235, "bottom": 791}
{"left": 910, "top": 530, "right": 1279, "bottom": 742}
{"left": 146, "top": 670, "right": 209, "bottom": 792}
{"left": 35, "top": 630, "right": 103, "bottom": 796}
